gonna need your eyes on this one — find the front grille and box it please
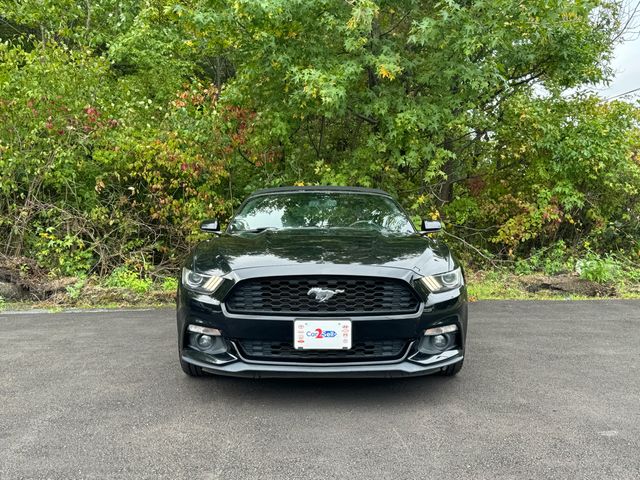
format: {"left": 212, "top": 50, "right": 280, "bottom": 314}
{"left": 225, "top": 276, "right": 420, "bottom": 316}
{"left": 238, "top": 339, "right": 408, "bottom": 363}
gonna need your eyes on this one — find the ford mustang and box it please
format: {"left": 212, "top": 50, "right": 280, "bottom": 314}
{"left": 177, "top": 186, "right": 467, "bottom": 378}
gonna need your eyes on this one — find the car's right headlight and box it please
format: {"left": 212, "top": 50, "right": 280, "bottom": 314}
{"left": 420, "top": 267, "right": 463, "bottom": 293}
{"left": 181, "top": 268, "right": 224, "bottom": 294}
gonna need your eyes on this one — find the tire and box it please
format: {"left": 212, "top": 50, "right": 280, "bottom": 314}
{"left": 441, "top": 360, "right": 463, "bottom": 377}
{"left": 180, "top": 356, "right": 206, "bottom": 377}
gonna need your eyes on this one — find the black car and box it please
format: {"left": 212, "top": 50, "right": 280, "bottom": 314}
{"left": 177, "top": 186, "right": 467, "bottom": 378}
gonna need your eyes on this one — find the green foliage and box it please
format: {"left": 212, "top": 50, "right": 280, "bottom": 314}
{"left": 32, "top": 228, "right": 94, "bottom": 277}
{"left": 65, "top": 277, "right": 88, "bottom": 300}
{"left": 0, "top": 41, "right": 229, "bottom": 274}
{"left": 0, "top": 0, "right": 638, "bottom": 279}
{"left": 104, "top": 266, "right": 152, "bottom": 293}
{"left": 577, "top": 254, "right": 619, "bottom": 284}
{"left": 575, "top": 253, "right": 640, "bottom": 285}
{"left": 514, "top": 242, "right": 573, "bottom": 276}
{"left": 449, "top": 94, "right": 640, "bottom": 257}
{"left": 161, "top": 277, "right": 178, "bottom": 292}
{"left": 512, "top": 245, "right": 640, "bottom": 287}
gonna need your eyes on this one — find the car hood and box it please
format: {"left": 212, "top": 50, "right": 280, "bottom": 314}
{"left": 191, "top": 229, "right": 453, "bottom": 276}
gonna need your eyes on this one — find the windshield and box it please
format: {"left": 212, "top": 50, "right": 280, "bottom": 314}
{"left": 228, "top": 192, "right": 415, "bottom": 234}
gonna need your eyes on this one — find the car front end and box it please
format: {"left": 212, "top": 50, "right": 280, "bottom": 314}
{"left": 177, "top": 187, "right": 467, "bottom": 379}
{"left": 178, "top": 257, "right": 467, "bottom": 379}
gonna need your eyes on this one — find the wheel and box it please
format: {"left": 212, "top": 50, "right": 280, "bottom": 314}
{"left": 441, "top": 360, "right": 463, "bottom": 377}
{"left": 180, "top": 356, "right": 206, "bottom": 377}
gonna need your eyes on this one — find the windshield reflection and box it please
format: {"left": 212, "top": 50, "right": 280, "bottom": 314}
{"left": 228, "top": 193, "right": 414, "bottom": 234}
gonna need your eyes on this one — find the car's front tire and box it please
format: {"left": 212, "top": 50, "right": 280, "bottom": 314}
{"left": 441, "top": 360, "right": 463, "bottom": 377}
{"left": 180, "top": 356, "right": 206, "bottom": 377}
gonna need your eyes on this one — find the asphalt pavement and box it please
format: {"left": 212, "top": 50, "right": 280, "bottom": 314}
{"left": 1, "top": 301, "right": 639, "bottom": 479}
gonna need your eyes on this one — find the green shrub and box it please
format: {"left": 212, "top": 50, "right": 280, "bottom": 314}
{"left": 514, "top": 241, "right": 573, "bottom": 276}
{"left": 104, "top": 267, "right": 152, "bottom": 294}
{"left": 161, "top": 277, "right": 178, "bottom": 292}
{"left": 576, "top": 254, "right": 621, "bottom": 283}
{"left": 65, "top": 277, "right": 87, "bottom": 300}
{"left": 33, "top": 228, "right": 94, "bottom": 277}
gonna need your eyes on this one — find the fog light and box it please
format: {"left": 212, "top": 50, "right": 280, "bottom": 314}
{"left": 417, "top": 331, "right": 456, "bottom": 355}
{"left": 432, "top": 334, "right": 448, "bottom": 349}
{"left": 197, "top": 335, "right": 213, "bottom": 349}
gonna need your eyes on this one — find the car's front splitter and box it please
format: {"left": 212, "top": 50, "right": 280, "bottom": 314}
{"left": 180, "top": 348, "right": 463, "bottom": 379}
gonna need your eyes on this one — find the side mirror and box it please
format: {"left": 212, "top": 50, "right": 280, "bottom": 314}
{"left": 420, "top": 220, "right": 442, "bottom": 233}
{"left": 200, "top": 219, "right": 220, "bottom": 233}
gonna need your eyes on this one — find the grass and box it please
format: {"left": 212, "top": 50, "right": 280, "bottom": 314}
{"left": 466, "top": 270, "right": 640, "bottom": 301}
{"left": 467, "top": 274, "right": 590, "bottom": 301}
{"left": 0, "top": 275, "right": 177, "bottom": 312}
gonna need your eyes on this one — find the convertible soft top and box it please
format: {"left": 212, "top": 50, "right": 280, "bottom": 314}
{"left": 249, "top": 185, "right": 392, "bottom": 197}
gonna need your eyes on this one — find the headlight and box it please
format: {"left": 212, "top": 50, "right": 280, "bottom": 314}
{"left": 181, "top": 268, "right": 224, "bottom": 294}
{"left": 420, "top": 267, "right": 463, "bottom": 293}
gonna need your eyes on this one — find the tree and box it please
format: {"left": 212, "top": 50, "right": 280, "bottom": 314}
{"left": 167, "top": 0, "right": 620, "bottom": 193}
{"left": 0, "top": 0, "right": 638, "bottom": 273}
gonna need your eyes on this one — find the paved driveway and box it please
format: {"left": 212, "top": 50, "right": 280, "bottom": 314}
{"left": 1, "top": 301, "right": 638, "bottom": 479}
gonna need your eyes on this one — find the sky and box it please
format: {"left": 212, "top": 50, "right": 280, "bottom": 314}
{"left": 595, "top": 1, "right": 640, "bottom": 101}
{"left": 597, "top": 34, "right": 640, "bottom": 100}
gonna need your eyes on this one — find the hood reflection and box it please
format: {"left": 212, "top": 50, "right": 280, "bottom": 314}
{"left": 193, "top": 228, "right": 451, "bottom": 275}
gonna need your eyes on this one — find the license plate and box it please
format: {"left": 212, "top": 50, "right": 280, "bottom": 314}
{"left": 294, "top": 320, "right": 352, "bottom": 350}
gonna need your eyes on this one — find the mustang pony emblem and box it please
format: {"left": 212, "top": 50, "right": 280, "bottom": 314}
{"left": 307, "top": 287, "right": 345, "bottom": 303}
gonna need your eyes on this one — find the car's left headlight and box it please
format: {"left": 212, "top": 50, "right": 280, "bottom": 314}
{"left": 181, "top": 268, "right": 224, "bottom": 294}
{"left": 420, "top": 267, "right": 463, "bottom": 293}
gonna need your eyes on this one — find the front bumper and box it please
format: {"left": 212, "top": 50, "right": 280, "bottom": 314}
{"left": 178, "top": 281, "right": 468, "bottom": 378}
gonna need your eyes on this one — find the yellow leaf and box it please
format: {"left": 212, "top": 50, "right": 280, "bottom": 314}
{"left": 377, "top": 65, "right": 395, "bottom": 80}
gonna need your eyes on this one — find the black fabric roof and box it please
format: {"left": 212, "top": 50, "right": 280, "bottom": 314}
{"left": 249, "top": 186, "right": 392, "bottom": 197}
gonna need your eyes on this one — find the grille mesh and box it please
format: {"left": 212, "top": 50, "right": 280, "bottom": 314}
{"left": 238, "top": 340, "right": 407, "bottom": 363}
{"left": 225, "top": 276, "right": 420, "bottom": 316}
